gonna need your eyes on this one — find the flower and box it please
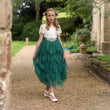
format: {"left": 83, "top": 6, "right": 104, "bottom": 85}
{"left": 56, "top": 12, "right": 58, "bottom": 16}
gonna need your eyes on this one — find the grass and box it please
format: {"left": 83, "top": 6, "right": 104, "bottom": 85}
{"left": 63, "top": 40, "right": 97, "bottom": 53}
{"left": 87, "top": 46, "right": 97, "bottom": 53}
{"left": 11, "top": 41, "right": 37, "bottom": 57}
{"left": 28, "top": 41, "right": 37, "bottom": 45}
{"left": 11, "top": 41, "right": 25, "bottom": 57}
{"left": 69, "top": 46, "right": 97, "bottom": 53}
{"left": 96, "top": 54, "right": 110, "bottom": 64}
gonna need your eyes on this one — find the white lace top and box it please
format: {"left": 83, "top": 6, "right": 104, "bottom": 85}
{"left": 39, "top": 24, "right": 62, "bottom": 39}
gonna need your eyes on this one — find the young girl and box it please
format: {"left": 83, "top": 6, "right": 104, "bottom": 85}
{"left": 33, "top": 8, "right": 69, "bottom": 102}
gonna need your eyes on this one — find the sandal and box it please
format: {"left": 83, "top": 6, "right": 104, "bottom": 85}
{"left": 49, "top": 92, "right": 58, "bottom": 102}
{"left": 44, "top": 90, "right": 50, "bottom": 98}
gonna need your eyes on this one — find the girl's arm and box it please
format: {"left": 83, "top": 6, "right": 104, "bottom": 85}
{"left": 57, "top": 35, "right": 66, "bottom": 59}
{"left": 33, "top": 33, "right": 43, "bottom": 59}
{"left": 57, "top": 35, "right": 64, "bottom": 48}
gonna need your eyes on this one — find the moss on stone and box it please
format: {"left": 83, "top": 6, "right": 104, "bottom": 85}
{"left": 101, "top": 65, "right": 110, "bottom": 71}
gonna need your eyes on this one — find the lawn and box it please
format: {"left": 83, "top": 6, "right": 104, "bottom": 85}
{"left": 96, "top": 54, "right": 110, "bottom": 64}
{"left": 11, "top": 41, "right": 37, "bottom": 57}
{"left": 69, "top": 46, "right": 97, "bottom": 53}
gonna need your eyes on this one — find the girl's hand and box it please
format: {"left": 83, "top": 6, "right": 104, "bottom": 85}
{"left": 33, "top": 54, "right": 36, "bottom": 60}
{"left": 63, "top": 53, "right": 66, "bottom": 60}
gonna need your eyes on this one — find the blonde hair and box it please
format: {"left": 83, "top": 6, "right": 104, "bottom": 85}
{"left": 45, "top": 8, "right": 60, "bottom": 31}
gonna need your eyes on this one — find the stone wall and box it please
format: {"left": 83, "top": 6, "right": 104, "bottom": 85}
{"left": 78, "top": 54, "right": 110, "bottom": 84}
{"left": 0, "top": 0, "right": 12, "bottom": 110}
{"left": 92, "top": 0, "right": 110, "bottom": 54}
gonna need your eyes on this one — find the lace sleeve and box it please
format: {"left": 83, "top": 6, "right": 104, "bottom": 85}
{"left": 57, "top": 25, "right": 62, "bottom": 35}
{"left": 39, "top": 24, "right": 44, "bottom": 34}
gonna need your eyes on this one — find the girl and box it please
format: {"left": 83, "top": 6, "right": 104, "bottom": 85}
{"left": 33, "top": 8, "right": 69, "bottom": 102}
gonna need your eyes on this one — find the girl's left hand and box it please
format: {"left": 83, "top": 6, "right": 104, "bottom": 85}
{"left": 63, "top": 53, "right": 66, "bottom": 60}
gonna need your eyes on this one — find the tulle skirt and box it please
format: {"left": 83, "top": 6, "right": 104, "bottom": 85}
{"left": 33, "top": 38, "right": 69, "bottom": 88}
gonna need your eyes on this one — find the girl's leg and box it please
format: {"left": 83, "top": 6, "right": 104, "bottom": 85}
{"left": 44, "top": 86, "right": 50, "bottom": 97}
{"left": 50, "top": 86, "right": 58, "bottom": 100}
{"left": 46, "top": 86, "right": 50, "bottom": 91}
{"left": 50, "top": 86, "right": 54, "bottom": 93}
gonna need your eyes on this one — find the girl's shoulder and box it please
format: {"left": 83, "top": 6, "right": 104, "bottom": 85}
{"left": 40, "top": 24, "right": 46, "bottom": 28}
{"left": 39, "top": 24, "right": 46, "bottom": 34}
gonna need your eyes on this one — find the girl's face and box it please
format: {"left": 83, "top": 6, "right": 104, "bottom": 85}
{"left": 46, "top": 11, "right": 56, "bottom": 23}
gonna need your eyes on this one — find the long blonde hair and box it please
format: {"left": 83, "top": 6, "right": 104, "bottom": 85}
{"left": 45, "top": 8, "right": 60, "bottom": 31}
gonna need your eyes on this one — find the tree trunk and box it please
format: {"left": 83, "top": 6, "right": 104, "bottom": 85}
{"left": 35, "top": 3, "right": 40, "bottom": 20}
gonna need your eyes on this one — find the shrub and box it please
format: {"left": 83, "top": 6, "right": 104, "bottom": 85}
{"left": 75, "top": 28, "right": 91, "bottom": 41}
{"left": 12, "top": 16, "right": 26, "bottom": 40}
{"left": 21, "top": 20, "right": 42, "bottom": 41}
{"left": 57, "top": 17, "right": 83, "bottom": 41}
{"left": 12, "top": 16, "right": 35, "bottom": 41}
{"left": 64, "top": 29, "right": 97, "bottom": 53}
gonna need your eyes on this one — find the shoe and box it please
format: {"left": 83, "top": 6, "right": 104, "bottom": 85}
{"left": 49, "top": 92, "right": 58, "bottom": 102}
{"left": 44, "top": 90, "right": 50, "bottom": 98}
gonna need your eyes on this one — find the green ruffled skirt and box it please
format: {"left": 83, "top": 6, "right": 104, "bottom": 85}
{"left": 33, "top": 38, "right": 69, "bottom": 88}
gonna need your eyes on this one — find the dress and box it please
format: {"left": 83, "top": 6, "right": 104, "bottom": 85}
{"left": 33, "top": 24, "right": 69, "bottom": 88}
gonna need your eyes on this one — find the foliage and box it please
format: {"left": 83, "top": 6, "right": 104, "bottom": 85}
{"left": 65, "top": 0, "right": 93, "bottom": 18}
{"left": 65, "top": 0, "right": 93, "bottom": 31}
{"left": 12, "top": 0, "right": 37, "bottom": 41}
{"left": 83, "top": 15, "right": 93, "bottom": 30}
{"left": 87, "top": 46, "right": 97, "bottom": 53}
{"left": 21, "top": 20, "right": 42, "bottom": 41}
{"left": 69, "top": 47, "right": 80, "bottom": 53}
{"left": 39, "top": 1, "right": 65, "bottom": 19}
{"left": 86, "top": 40, "right": 96, "bottom": 47}
{"left": 12, "top": 15, "right": 36, "bottom": 41}
{"left": 75, "top": 28, "right": 91, "bottom": 40}
{"left": 12, "top": 16, "right": 26, "bottom": 40}
{"left": 57, "top": 16, "right": 83, "bottom": 41}
{"left": 13, "top": 0, "right": 64, "bottom": 13}
{"left": 16, "top": 2, "right": 36, "bottom": 19}
{"left": 53, "top": 7, "right": 66, "bottom": 13}
{"left": 70, "top": 46, "right": 97, "bottom": 53}
{"left": 96, "top": 54, "right": 110, "bottom": 64}
{"left": 64, "top": 31, "right": 97, "bottom": 53}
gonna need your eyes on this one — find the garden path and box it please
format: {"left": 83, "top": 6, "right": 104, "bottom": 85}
{"left": 9, "top": 45, "right": 110, "bottom": 110}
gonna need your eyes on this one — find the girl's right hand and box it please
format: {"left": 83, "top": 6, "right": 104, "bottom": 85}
{"left": 33, "top": 54, "right": 36, "bottom": 60}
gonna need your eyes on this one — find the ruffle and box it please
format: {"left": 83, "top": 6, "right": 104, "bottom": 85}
{"left": 33, "top": 39, "right": 69, "bottom": 88}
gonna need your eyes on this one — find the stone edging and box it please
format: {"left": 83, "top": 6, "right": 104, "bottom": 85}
{"left": 77, "top": 54, "right": 110, "bottom": 84}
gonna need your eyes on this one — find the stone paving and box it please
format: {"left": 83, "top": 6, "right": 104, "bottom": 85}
{"left": 9, "top": 45, "right": 110, "bottom": 110}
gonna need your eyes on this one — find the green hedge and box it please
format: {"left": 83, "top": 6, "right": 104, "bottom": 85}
{"left": 12, "top": 17, "right": 26, "bottom": 41}
{"left": 12, "top": 16, "right": 36, "bottom": 40}
{"left": 57, "top": 17, "right": 83, "bottom": 41}
{"left": 21, "top": 20, "right": 42, "bottom": 41}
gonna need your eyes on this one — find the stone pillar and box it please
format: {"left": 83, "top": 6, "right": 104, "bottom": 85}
{"left": 101, "top": 2, "right": 110, "bottom": 54}
{"left": 92, "top": 2, "right": 98, "bottom": 42}
{"left": 0, "top": 0, "right": 12, "bottom": 110}
{"left": 92, "top": 0, "right": 110, "bottom": 54}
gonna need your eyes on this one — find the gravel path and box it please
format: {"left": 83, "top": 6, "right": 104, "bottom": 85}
{"left": 9, "top": 45, "right": 110, "bottom": 110}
